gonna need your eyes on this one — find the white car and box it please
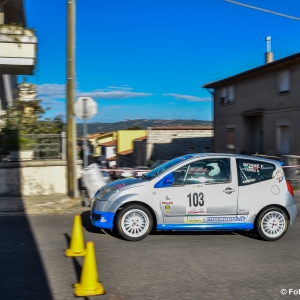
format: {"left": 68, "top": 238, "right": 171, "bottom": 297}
{"left": 90, "top": 154, "right": 297, "bottom": 241}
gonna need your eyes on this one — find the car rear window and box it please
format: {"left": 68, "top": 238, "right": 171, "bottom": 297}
{"left": 237, "top": 159, "right": 276, "bottom": 186}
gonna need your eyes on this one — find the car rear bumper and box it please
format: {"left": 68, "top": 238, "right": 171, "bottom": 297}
{"left": 285, "top": 204, "right": 297, "bottom": 226}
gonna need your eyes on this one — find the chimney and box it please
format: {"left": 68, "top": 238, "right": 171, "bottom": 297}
{"left": 265, "top": 36, "right": 273, "bottom": 63}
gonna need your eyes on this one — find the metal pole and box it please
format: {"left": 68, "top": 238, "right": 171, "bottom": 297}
{"left": 61, "top": 131, "right": 67, "bottom": 160}
{"left": 66, "top": 0, "right": 77, "bottom": 197}
{"left": 83, "top": 98, "right": 88, "bottom": 168}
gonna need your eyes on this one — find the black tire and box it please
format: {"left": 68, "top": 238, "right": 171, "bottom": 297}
{"left": 256, "top": 207, "right": 289, "bottom": 241}
{"left": 116, "top": 204, "right": 153, "bottom": 241}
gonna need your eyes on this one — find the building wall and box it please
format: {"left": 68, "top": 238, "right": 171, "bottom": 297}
{"left": 89, "top": 132, "right": 116, "bottom": 156}
{"left": 0, "top": 160, "right": 82, "bottom": 196}
{"left": 133, "top": 140, "right": 147, "bottom": 166}
{"left": 146, "top": 129, "right": 214, "bottom": 161}
{"left": 214, "top": 61, "right": 300, "bottom": 156}
{"left": 117, "top": 130, "right": 147, "bottom": 153}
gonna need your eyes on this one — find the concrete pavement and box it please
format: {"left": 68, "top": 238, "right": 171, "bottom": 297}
{"left": 1, "top": 197, "right": 299, "bottom": 300}
{"left": 0, "top": 195, "right": 86, "bottom": 215}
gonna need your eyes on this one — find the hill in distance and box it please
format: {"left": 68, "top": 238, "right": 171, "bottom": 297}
{"left": 76, "top": 119, "right": 213, "bottom": 136}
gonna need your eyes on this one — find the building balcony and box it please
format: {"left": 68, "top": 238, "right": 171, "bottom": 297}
{"left": 0, "top": 26, "right": 37, "bottom": 75}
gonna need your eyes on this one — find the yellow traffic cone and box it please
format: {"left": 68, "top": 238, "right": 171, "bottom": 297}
{"left": 65, "top": 215, "right": 85, "bottom": 257}
{"left": 74, "top": 241, "right": 105, "bottom": 296}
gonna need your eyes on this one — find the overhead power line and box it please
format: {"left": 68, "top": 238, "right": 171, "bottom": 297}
{"left": 225, "top": 0, "right": 300, "bottom": 21}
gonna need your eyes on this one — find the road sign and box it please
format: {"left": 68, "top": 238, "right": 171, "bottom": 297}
{"left": 74, "top": 97, "right": 97, "bottom": 120}
{"left": 74, "top": 97, "right": 98, "bottom": 168}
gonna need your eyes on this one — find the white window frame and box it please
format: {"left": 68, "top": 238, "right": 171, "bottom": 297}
{"left": 220, "top": 86, "right": 235, "bottom": 105}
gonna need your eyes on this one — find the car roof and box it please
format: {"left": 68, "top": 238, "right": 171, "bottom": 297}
{"left": 181, "top": 153, "right": 281, "bottom": 165}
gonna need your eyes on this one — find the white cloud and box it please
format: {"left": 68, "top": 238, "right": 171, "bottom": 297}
{"left": 38, "top": 84, "right": 65, "bottom": 99}
{"left": 37, "top": 84, "right": 153, "bottom": 100}
{"left": 163, "top": 93, "right": 211, "bottom": 102}
{"left": 80, "top": 90, "right": 152, "bottom": 99}
{"left": 103, "top": 105, "right": 127, "bottom": 110}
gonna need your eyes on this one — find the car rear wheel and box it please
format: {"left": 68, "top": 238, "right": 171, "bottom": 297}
{"left": 116, "top": 204, "right": 153, "bottom": 241}
{"left": 256, "top": 207, "right": 288, "bottom": 241}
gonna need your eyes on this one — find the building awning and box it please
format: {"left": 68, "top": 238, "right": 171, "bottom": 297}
{"left": 87, "top": 131, "right": 115, "bottom": 140}
{"left": 118, "top": 149, "right": 133, "bottom": 156}
{"left": 241, "top": 109, "right": 265, "bottom": 116}
{"left": 99, "top": 140, "right": 116, "bottom": 147}
{"left": 106, "top": 156, "right": 116, "bottom": 161}
{"left": 134, "top": 136, "right": 147, "bottom": 141}
{"left": 148, "top": 126, "right": 213, "bottom": 130}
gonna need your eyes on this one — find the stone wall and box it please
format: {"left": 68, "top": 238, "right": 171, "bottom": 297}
{"left": 146, "top": 128, "right": 214, "bottom": 161}
{"left": 0, "top": 160, "right": 82, "bottom": 196}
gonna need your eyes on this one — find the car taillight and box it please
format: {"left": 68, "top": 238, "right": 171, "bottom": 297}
{"left": 286, "top": 179, "right": 294, "bottom": 197}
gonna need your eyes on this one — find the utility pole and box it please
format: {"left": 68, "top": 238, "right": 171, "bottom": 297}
{"left": 66, "top": 0, "right": 77, "bottom": 197}
{"left": 83, "top": 98, "right": 88, "bottom": 168}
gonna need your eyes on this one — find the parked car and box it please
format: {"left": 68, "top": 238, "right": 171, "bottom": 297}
{"left": 90, "top": 154, "right": 297, "bottom": 241}
{"left": 133, "top": 166, "right": 149, "bottom": 178}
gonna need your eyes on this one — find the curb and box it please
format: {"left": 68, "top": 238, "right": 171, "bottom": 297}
{"left": 0, "top": 197, "right": 87, "bottom": 215}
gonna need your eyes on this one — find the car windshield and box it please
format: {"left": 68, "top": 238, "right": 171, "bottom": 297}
{"left": 145, "top": 155, "right": 195, "bottom": 180}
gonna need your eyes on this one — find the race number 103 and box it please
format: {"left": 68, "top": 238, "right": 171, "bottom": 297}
{"left": 188, "top": 192, "right": 204, "bottom": 207}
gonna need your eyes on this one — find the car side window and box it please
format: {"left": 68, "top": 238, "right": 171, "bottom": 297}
{"left": 237, "top": 159, "right": 275, "bottom": 186}
{"left": 172, "top": 158, "right": 231, "bottom": 185}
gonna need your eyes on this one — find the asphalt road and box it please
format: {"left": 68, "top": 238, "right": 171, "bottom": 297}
{"left": 1, "top": 193, "right": 300, "bottom": 300}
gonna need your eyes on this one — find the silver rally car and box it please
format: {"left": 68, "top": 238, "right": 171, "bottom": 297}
{"left": 90, "top": 154, "right": 297, "bottom": 241}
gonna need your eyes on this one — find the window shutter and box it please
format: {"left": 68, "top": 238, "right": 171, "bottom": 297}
{"left": 220, "top": 88, "right": 226, "bottom": 105}
{"left": 278, "top": 71, "right": 290, "bottom": 94}
{"left": 228, "top": 86, "right": 235, "bottom": 103}
{"left": 226, "top": 128, "right": 235, "bottom": 150}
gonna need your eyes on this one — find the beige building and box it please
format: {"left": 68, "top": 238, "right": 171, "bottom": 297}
{"left": 203, "top": 51, "right": 300, "bottom": 157}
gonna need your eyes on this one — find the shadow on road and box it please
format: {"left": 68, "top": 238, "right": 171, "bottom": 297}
{"left": 234, "top": 230, "right": 262, "bottom": 240}
{"left": 79, "top": 210, "right": 263, "bottom": 241}
{"left": 80, "top": 210, "right": 105, "bottom": 234}
{"left": 152, "top": 230, "right": 236, "bottom": 236}
{"left": 63, "top": 233, "right": 89, "bottom": 300}
{"left": 0, "top": 216, "right": 53, "bottom": 300}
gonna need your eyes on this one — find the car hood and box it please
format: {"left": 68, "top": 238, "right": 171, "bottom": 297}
{"left": 104, "top": 177, "right": 148, "bottom": 190}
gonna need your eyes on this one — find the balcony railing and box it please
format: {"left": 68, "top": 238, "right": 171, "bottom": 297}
{"left": 0, "top": 25, "right": 37, "bottom": 75}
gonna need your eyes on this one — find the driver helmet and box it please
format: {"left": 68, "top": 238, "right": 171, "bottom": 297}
{"left": 206, "top": 163, "right": 220, "bottom": 176}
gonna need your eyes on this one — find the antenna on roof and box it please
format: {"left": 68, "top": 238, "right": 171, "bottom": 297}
{"left": 266, "top": 36, "right": 271, "bottom": 53}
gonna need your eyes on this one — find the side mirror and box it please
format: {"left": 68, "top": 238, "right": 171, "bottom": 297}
{"left": 154, "top": 173, "right": 174, "bottom": 188}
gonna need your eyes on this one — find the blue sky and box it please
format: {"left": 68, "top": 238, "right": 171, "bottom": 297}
{"left": 23, "top": 0, "right": 300, "bottom": 123}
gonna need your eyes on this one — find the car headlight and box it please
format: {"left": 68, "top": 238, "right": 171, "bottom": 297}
{"left": 95, "top": 187, "right": 120, "bottom": 201}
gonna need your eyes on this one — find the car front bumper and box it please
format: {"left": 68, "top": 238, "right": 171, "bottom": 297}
{"left": 90, "top": 210, "right": 115, "bottom": 230}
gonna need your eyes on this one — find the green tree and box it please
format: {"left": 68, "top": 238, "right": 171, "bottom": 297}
{"left": 0, "top": 98, "right": 64, "bottom": 134}
{"left": 125, "top": 125, "right": 143, "bottom": 130}
{"left": 0, "top": 98, "right": 64, "bottom": 153}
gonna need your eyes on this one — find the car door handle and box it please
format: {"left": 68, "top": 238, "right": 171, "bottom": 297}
{"left": 223, "top": 188, "right": 235, "bottom": 194}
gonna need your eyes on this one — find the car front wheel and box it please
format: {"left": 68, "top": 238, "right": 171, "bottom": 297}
{"left": 256, "top": 207, "right": 288, "bottom": 241}
{"left": 116, "top": 204, "right": 153, "bottom": 241}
